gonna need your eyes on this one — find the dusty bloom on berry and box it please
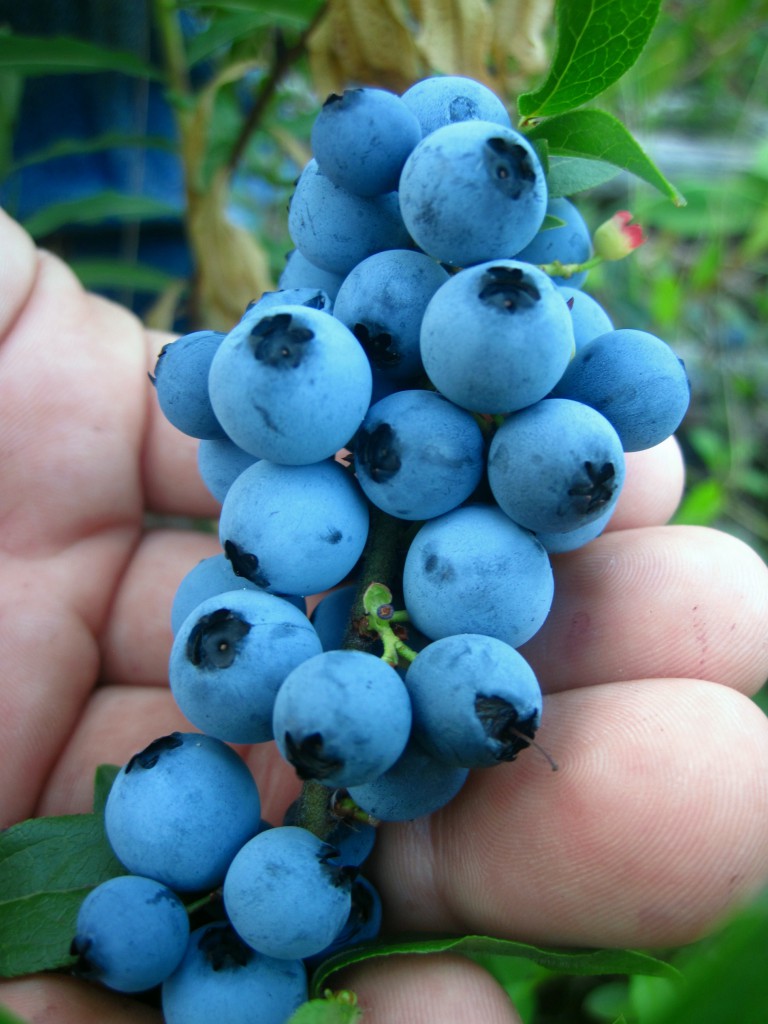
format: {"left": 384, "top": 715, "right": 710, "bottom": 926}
{"left": 592, "top": 210, "right": 647, "bottom": 260}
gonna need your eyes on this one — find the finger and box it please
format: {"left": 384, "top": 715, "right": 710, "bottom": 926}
{"left": 36, "top": 685, "right": 301, "bottom": 827}
{"left": 369, "top": 678, "right": 768, "bottom": 949}
{"left": 142, "top": 330, "right": 221, "bottom": 519}
{"left": 0, "top": 975, "right": 162, "bottom": 1023}
{"left": 607, "top": 435, "right": 685, "bottom": 531}
{"left": 0, "top": 208, "right": 37, "bottom": 336}
{"left": 100, "top": 529, "right": 221, "bottom": 687}
{"left": 337, "top": 954, "right": 523, "bottom": 1023}
{"left": 520, "top": 525, "right": 768, "bottom": 695}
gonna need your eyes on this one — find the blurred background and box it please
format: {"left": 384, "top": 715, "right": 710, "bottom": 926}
{"left": 0, "top": 4, "right": 766, "bottom": 1019}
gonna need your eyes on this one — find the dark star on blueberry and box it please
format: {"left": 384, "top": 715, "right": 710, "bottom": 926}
{"left": 223, "top": 539, "right": 271, "bottom": 588}
{"left": 568, "top": 461, "right": 616, "bottom": 514}
{"left": 483, "top": 136, "right": 537, "bottom": 199}
{"left": 198, "top": 924, "right": 253, "bottom": 972}
{"left": 283, "top": 731, "right": 344, "bottom": 781}
{"left": 355, "top": 421, "right": 402, "bottom": 482}
{"left": 125, "top": 733, "right": 184, "bottom": 773}
{"left": 248, "top": 313, "right": 314, "bottom": 369}
{"left": 478, "top": 265, "right": 541, "bottom": 312}
{"left": 186, "top": 608, "right": 251, "bottom": 669}
{"left": 474, "top": 695, "right": 537, "bottom": 762}
{"left": 353, "top": 322, "right": 400, "bottom": 368}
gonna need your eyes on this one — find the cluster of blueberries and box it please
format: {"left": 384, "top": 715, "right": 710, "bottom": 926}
{"left": 70, "top": 74, "right": 691, "bottom": 1022}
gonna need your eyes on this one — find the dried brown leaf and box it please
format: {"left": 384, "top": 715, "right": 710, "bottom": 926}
{"left": 308, "top": 0, "right": 422, "bottom": 96}
{"left": 411, "top": 0, "right": 494, "bottom": 83}
{"left": 187, "top": 169, "right": 274, "bottom": 331}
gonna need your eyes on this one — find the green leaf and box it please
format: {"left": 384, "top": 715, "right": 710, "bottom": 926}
{"left": 0, "top": 33, "right": 160, "bottom": 79}
{"left": 672, "top": 480, "right": 725, "bottom": 527}
{"left": 9, "top": 133, "right": 177, "bottom": 175}
{"left": 525, "top": 109, "right": 685, "bottom": 205}
{"left": 92, "top": 764, "right": 120, "bottom": 815}
{"left": 0, "top": 1005, "right": 30, "bottom": 1024}
{"left": 0, "top": 814, "right": 125, "bottom": 978}
{"left": 518, "top": 0, "right": 661, "bottom": 119}
{"left": 286, "top": 997, "right": 362, "bottom": 1024}
{"left": 70, "top": 259, "right": 179, "bottom": 294}
{"left": 21, "top": 192, "right": 180, "bottom": 239}
{"left": 309, "top": 934, "right": 679, "bottom": 998}
{"left": 547, "top": 155, "right": 622, "bottom": 197}
{"left": 647, "top": 891, "right": 768, "bottom": 1024}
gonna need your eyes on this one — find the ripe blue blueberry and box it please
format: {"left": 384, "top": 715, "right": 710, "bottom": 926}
{"left": 401, "top": 74, "right": 512, "bottom": 135}
{"left": 71, "top": 875, "right": 189, "bottom": 993}
{"left": 398, "top": 120, "right": 547, "bottom": 266}
{"left": 405, "top": 634, "right": 543, "bottom": 767}
{"left": 402, "top": 503, "right": 554, "bottom": 646}
{"left": 208, "top": 304, "right": 371, "bottom": 465}
{"left": 513, "top": 197, "right": 593, "bottom": 286}
{"left": 218, "top": 458, "right": 369, "bottom": 596}
{"left": 272, "top": 649, "right": 412, "bottom": 787}
{"left": 311, "top": 87, "right": 421, "bottom": 196}
{"left": 420, "top": 259, "right": 574, "bottom": 413}
{"left": 104, "top": 732, "right": 261, "bottom": 892}
{"left": 288, "top": 159, "right": 412, "bottom": 275}
{"left": 170, "top": 589, "right": 322, "bottom": 743}
{"left": 353, "top": 389, "right": 485, "bottom": 520}
{"left": 551, "top": 327, "right": 691, "bottom": 451}
{"left": 223, "top": 825, "right": 352, "bottom": 960}
{"left": 162, "top": 922, "right": 307, "bottom": 1024}
{"left": 487, "top": 398, "right": 626, "bottom": 534}
{"left": 151, "top": 331, "right": 227, "bottom": 440}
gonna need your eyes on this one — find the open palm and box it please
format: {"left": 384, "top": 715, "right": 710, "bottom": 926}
{"left": 1, "top": 208, "right": 767, "bottom": 1023}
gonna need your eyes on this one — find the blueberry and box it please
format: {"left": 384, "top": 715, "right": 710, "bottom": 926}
{"left": 104, "top": 732, "right": 261, "bottom": 892}
{"left": 487, "top": 398, "right": 626, "bottom": 534}
{"left": 272, "top": 649, "right": 412, "bottom": 788}
{"left": 71, "top": 875, "right": 189, "bottom": 993}
{"left": 223, "top": 826, "right": 352, "bottom": 960}
{"left": 398, "top": 120, "right": 547, "bottom": 267}
{"left": 162, "top": 922, "right": 307, "bottom": 1024}
{"left": 170, "top": 589, "right": 322, "bottom": 744}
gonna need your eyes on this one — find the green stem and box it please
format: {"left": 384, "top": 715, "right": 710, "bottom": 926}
{"left": 293, "top": 505, "right": 410, "bottom": 838}
{"left": 152, "top": 0, "right": 192, "bottom": 100}
{"left": 225, "top": 3, "right": 329, "bottom": 173}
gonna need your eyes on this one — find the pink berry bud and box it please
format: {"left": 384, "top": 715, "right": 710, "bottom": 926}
{"left": 593, "top": 210, "right": 646, "bottom": 260}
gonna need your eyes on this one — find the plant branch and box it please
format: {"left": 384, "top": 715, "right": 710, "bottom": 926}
{"left": 226, "top": 3, "right": 329, "bottom": 174}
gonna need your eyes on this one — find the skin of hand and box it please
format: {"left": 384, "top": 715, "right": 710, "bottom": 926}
{"left": 0, "top": 206, "right": 767, "bottom": 1023}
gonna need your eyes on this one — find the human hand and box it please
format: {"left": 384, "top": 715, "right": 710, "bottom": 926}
{"left": 1, "top": 207, "right": 767, "bottom": 1023}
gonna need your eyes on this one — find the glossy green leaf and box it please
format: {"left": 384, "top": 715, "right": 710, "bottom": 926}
{"left": 525, "top": 110, "right": 685, "bottom": 205}
{"left": 518, "top": 0, "right": 661, "bottom": 118}
{"left": 287, "top": 997, "right": 362, "bottom": 1024}
{"left": 92, "top": 764, "right": 120, "bottom": 815}
{"left": 9, "top": 133, "right": 176, "bottom": 175}
{"left": 647, "top": 891, "right": 768, "bottom": 1024}
{"left": 547, "top": 155, "right": 622, "bottom": 197}
{"left": 0, "top": 814, "right": 125, "bottom": 978}
{"left": 309, "top": 934, "right": 679, "bottom": 997}
{"left": 0, "top": 33, "right": 159, "bottom": 79}
{"left": 70, "top": 259, "right": 179, "bottom": 294}
{"left": 21, "top": 193, "right": 180, "bottom": 239}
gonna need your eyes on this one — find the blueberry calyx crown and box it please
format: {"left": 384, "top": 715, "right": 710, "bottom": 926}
{"left": 474, "top": 694, "right": 538, "bottom": 762}
{"left": 248, "top": 313, "right": 314, "bottom": 369}
{"left": 483, "top": 137, "right": 537, "bottom": 199}
{"left": 353, "top": 322, "right": 400, "bottom": 368}
{"left": 567, "top": 461, "right": 616, "bottom": 514}
{"left": 283, "top": 730, "right": 344, "bottom": 781}
{"left": 198, "top": 923, "right": 254, "bottom": 972}
{"left": 186, "top": 608, "right": 251, "bottom": 669}
{"left": 355, "top": 422, "right": 402, "bottom": 482}
{"left": 223, "top": 539, "right": 271, "bottom": 588}
{"left": 125, "top": 732, "right": 184, "bottom": 773}
{"left": 478, "top": 265, "right": 541, "bottom": 312}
